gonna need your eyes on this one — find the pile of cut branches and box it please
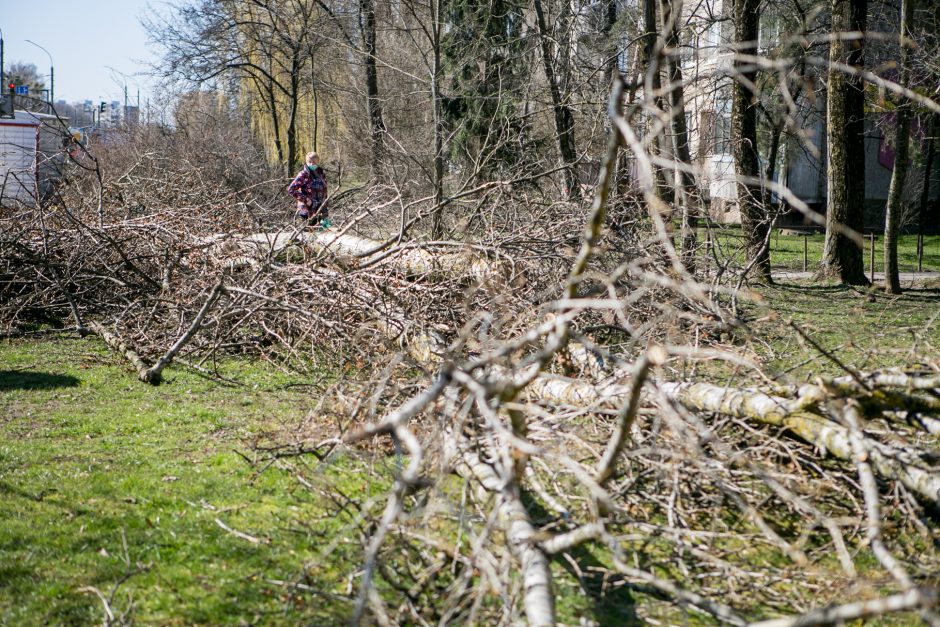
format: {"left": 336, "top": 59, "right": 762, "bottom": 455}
{"left": 2, "top": 92, "right": 939, "bottom": 627}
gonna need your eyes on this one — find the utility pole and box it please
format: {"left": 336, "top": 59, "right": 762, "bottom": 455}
{"left": 0, "top": 29, "right": 13, "bottom": 118}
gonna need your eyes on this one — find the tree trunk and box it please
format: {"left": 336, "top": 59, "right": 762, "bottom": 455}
{"left": 883, "top": 0, "right": 914, "bottom": 294}
{"left": 661, "top": 0, "right": 699, "bottom": 271}
{"left": 732, "top": 0, "right": 772, "bottom": 281}
{"left": 642, "top": 0, "right": 672, "bottom": 202}
{"left": 821, "top": 0, "right": 869, "bottom": 285}
{"left": 916, "top": 114, "right": 937, "bottom": 259}
{"left": 602, "top": 0, "right": 620, "bottom": 189}
{"left": 376, "top": 317, "right": 940, "bottom": 507}
{"left": 258, "top": 75, "right": 285, "bottom": 169}
{"left": 430, "top": 0, "right": 446, "bottom": 238}
{"left": 602, "top": 0, "right": 618, "bottom": 89}
{"left": 221, "top": 231, "right": 509, "bottom": 284}
{"left": 286, "top": 51, "right": 302, "bottom": 175}
{"left": 447, "top": 440, "right": 556, "bottom": 626}
{"left": 309, "top": 45, "right": 320, "bottom": 152}
{"left": 360, "top": 0, "right": 386, "bottom": 178}
{"left": 533, "top": 0, "right": 580, "bottom": 200}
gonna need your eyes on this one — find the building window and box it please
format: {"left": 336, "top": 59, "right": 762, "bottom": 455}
{"left": 712, "top": 91, "right": 732, "bottom": 155}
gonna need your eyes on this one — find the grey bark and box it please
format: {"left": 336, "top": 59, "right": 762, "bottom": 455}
{"left": 286, "top": 50, "right": 302, "bottom": 174}
{"left": 533, "top": 0, "right": 580, "bottom": 200}
{"left": 430, "top": 0, "right": 446, "bottom": 238}
{"left": 661, "top": 0, "right": 699, "bottom": 271}
{"left": 642, "top": 0, "right": 672, "bottom": 201}
{"left": 732, "top": 0, "right": 772, "bottom": 281}
{"left": 360, "top": 0, "right": 387, "bottom": 177}
{"left": 821, "top": 0, "right": 869, "bottom": 285}
{"left": 917, "top": 114, "right": 937, "bottom": 246}
{"left": 883, "top": 0, "right": 914, "bottom": 294}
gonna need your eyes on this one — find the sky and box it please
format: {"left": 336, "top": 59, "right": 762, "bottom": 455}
{"left": 0, "top": 0, "right": 161, "bottom": 106}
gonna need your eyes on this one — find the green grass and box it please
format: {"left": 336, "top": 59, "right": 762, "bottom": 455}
{"left": 706, "top": 230, "right": 940, "bottom": 273}
{"left": 0, "top": 337, "right": 378, "bottom": 625}
{"left": 3, "top": 280, "right": 939, "bottom": 625}
{"left": 741, "top": 281, "right": 940, "bottom": 381}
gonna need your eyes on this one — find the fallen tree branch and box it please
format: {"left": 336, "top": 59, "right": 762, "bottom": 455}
{"left": 842, "top": 402, "right": 914, "bottom": 588}
{"left": 142, "top": 281, "right": 226, "bottom": 384}
{"left": 445, "top": 432, "right": 556, "bottom": 627}
{"left": 86, "top": 282, "right": 225, "bottom": 385}
{"left": 214, "top": 517, "right": 264, "bottom": 545}
{"left": 750, "top": 587, "right": 938, "bottom": 627}
{"left": 662, "top": 381, "right": 940, "bottom": 504}
{"left": 87, "top": 322, "right": 153, "bottom": 382}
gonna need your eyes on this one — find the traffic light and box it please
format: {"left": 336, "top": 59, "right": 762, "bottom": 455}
{"left": 1, "top": 82, "right": 14, "bottom": 117}
{"left": 99, "top": 101, "right": 106, "bottom": 113}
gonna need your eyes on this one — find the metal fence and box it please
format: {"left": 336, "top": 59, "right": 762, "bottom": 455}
{"left": 699, "top": 228, "right": 940, "bottom": 278}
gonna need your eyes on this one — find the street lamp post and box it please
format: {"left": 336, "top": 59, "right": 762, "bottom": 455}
{"left": 1, "top": 28, "right": 5, "bottom": 93}
{"left": 25, "top": 39, "right": 54, "bottom": 107}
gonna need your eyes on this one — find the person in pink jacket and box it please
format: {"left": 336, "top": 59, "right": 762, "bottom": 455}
{"left": 287, "top": 151, "right": 329, "bottom": 227}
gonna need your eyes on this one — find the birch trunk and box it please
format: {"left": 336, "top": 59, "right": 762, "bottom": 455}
{"left": 383, "top": 321, "right": 940, "bottom": 504}
{"left": 445, "top": 435, "right": 556, "bottom": 626}
{"left": 210, "top": 231, "right": 508, "bottom": 284}
{"left": 661, "top": 382, "right": 940, "bottom": 503}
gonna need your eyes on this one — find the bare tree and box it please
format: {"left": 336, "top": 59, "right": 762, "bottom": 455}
{"left": 660, "top": 0, "right": 700, "bottom": 270}
{"left": 883, "top": 0, "right": 914, "bottom": 294}
{"left": 360, "top": 0, "right": 387, "bottom": 176}
{"left": 533, "top": 0, "right": 580, "bottom": 199}
{"left": 146, "top": 0, "right": 322, "bottom": 175}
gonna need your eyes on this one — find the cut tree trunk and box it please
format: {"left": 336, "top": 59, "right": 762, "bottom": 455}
{"left": 380, "top": 320, "right": 940, "bottom": 505}
{"left": 212, "top": 231, "right": 510, "bottom": 285}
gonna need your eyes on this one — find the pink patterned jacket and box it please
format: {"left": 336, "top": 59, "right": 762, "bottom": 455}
{"left": 287, "top": 165, "right": 328, "bottom": 215}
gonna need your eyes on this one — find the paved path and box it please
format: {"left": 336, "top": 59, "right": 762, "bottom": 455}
{"left": 772, "top": 270, "right": 938, "bottom": 286}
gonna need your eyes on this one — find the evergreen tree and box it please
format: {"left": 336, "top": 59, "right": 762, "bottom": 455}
{"left": 441, "top": 0, "right": 532, "bottom": 177}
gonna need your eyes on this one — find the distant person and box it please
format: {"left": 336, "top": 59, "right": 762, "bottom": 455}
{"left": 288, "top": 151, "right": 329, "bottom": 228}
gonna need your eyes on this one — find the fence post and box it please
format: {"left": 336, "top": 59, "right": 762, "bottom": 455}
{"left": 869, "top": 232, "right": 875, "bottom": 284}
{"left": 705, "top": 228, "right": 711, "bottom": 272}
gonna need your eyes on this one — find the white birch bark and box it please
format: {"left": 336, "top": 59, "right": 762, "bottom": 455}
{"left": 206, "top": 231, "right": 506, "bottom": 284}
